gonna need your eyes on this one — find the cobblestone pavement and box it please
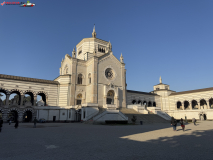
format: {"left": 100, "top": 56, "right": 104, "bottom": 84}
{"left": 0, "top": 121, "right": 213, "bottom": 160}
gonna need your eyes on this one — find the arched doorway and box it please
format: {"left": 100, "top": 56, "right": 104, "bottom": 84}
{"left": 8, "top": 110, "right": 18, "bottom": 122}
{"left": 132, "top": 100, "right": 136, "bottom": 104}
{"left": 148, "top": 101, "right": 152, "bottom": 107}
{"left": 107, "top": 90, "right": 114, "bottom": 104}
{"left": 177, "top": 101, "right": 182, "bottom": 110}
{"left": 199, "top": 112, "right": 207, "bottom": 121}
{"left": 143, "top": 101, "right": 147, "bottom": 106}
{"left": 23, "top": 111, "right": 33, "bottom": 122}
{"left": 76, "top": 94, "right": 82, "bottom": 105}
{"left": 138, "top": 100, "right": 142, "bottom": 105}
{"left": 200, "top": 99, "right": 207, "bottom": 109}
{"left": 192, "top": 100, "right": 198, "bottom": 109}
{"left": 204, "top": 114, "right": 207, "bottom": 120}
{"left": 153, "top": 102, "right": 156, "bottom": 107}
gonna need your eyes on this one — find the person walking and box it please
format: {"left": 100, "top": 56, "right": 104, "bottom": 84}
{"left": 0, "top": 118, "right": 3, "bottom": 132}
{"left": 192, "top": 118, "right": 196, "bottom": 126}
{"left": 180, "top": 118, "right": 185, "bottom": 131}
{"left": 171, "top": 117, "right": 177, "bottom": 131}
{"left": 9, "top": 118, "right": 11, "bottom": 125}
{"left": 14, "top": 120, "right": 19, "bottom": 129}
{"left": 33, "top": 117, "right": 37, "bottom": 128}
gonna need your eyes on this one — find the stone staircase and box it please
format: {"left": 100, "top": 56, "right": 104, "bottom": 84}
{"left": 84, "top": 107, "right": 107, "bottom": 124}
{"left": 120, "top": 108, "right": 169, "bottom": 124}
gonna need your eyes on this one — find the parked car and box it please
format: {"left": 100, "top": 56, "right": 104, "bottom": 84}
{"left": 39, "top": 118, "right": 46, "bottom": 123}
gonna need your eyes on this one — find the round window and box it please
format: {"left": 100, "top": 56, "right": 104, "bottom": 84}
{"left": 105, "top": 68, "right": 114, "bottom": 80}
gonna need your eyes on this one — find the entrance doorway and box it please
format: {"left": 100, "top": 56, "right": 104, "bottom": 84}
{"left": 77, "top": 100, "right": 81, "bottom": 105}
{"left": 8, "top": 110, "right": 18, "bottom": 122}
{"left": 106, "top": 90, "right": 114, "bottom": 104}
{"left": 204, "top": 114, "right": 207, "bottom": 120}
{"left": 23, "top": 111, "right": 32, "bottom": 122}
{"left": 199, "top": 113, "right": 207, "bottom": 121}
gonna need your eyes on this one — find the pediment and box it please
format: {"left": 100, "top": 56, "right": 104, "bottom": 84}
{"left": 99, "top": 53, "right": 122, "bottom": 67}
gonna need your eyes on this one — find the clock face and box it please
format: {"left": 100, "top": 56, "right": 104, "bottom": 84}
{"left": 105, "top": 68, "right": 114, "bottom": 80}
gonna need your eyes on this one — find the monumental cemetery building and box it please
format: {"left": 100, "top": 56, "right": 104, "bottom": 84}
{"left": 0, "top": 27, "right": 212, "bottom": 123}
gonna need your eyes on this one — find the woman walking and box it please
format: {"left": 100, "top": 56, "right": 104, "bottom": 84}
{"left": 171, "top": 117, "right": 177, "bottom": 131}
{"left": 14, "top": 120, "right": 19, "bottom": 129}
{"left": 180, "top": 118, "right": 185, "bottom": 131}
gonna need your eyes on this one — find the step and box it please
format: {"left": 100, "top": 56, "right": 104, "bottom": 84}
{"left": 120, "top": 108, "right": 169, "bottom": 124}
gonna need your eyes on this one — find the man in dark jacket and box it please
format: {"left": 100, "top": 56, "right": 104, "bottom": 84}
{"left": 0, "top": 117, "right": 3, "bottom": 132}
{"left": 34, "top": 117, "right": 37, "bottom": 128}
{"left": 171, "top": 117, "right": 177, "bottom": 131}
{"left": 192, "top": 118, "right": 196, "bottom": 126}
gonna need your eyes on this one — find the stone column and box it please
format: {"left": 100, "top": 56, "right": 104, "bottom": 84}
{"left": 198, "top": 102, "right": 201, "bottom": 110}
{"left": 33, "top": 96, "right": 37, "bottom": 106}
{"left": 91, "top": 57, "right": 98, "bottom": 103}
{"left": 20, "top": 95, "right": 24, "bottom": 106}
{"left": 206, "top": 101, "right": 210, "bottom": 109}
{"left": 69, "top": 59, "right": 77, "bottom": 106}
{"left": 115, "top": 96, "right": 119, "bottom": 108}
{"left": 182, "top": 102, "right": 185, "bottom": 110}
{"left": 189, "top": 102, "right": 193, "bottom": 110}
{"left": 5, "top": 94, "right": 10, "bottom": 106}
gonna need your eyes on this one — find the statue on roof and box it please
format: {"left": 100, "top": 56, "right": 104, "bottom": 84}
{"left": 120, "top": 53, "right": 123, "bottom": 63}
{"left": 159, "top": 76, "right": 162, "bottom": 83}
{"left": 107, "top": 41, "right": 112, "bottom": 52}
{"left": 92, "top": 24, "right": 96, "bottom": 38}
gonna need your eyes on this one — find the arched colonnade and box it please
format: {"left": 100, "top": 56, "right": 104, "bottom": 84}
{"left": 131, "top": 99, "right": 157, "bottom": 107}
{"left": 0, "top": 87, "right": 48, "bottom": 106}
{"left": 176, "top": 98, "right": 213, "bottom": 110}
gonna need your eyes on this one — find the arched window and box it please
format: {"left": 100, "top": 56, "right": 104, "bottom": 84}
{"left": 153, "top": 102, "right": 156, "bottom": 107}
{"left": 88, "top": 73, "right": 91, "bottom": 84}
{"left": 78, "top": 74, "right": 83, "bottom": 84}
{"left": 184, "top": 101, "right": 190, "bottom": 110}
{"left": 148, "top": 101, "right": 152, "bottom": 107}
{"left": 200, "top": 99, "right": 207, "bottom": 109}
{"left": 132, "top": 100, "right": 137, "bottom": 104}
{"left": 209, "top": 98, "right": 213, "bottom": 109}
{"left": 192, "top": 100, "right": 198, "bottom": 109}
{"left": 177, "top": 101, "right": 182, "bottom": 110}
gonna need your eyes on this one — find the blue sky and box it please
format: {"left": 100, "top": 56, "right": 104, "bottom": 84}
{"left": 1, "top": 0, "right": 213, "bottom": 94}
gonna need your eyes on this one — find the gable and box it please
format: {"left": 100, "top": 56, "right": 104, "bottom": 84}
{"left": 98, "top": 54, "right": 123, "bottom": 86}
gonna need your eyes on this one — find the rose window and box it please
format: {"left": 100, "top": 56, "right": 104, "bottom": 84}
{"left": 105, "top": 68, "right": 114, "bottom": 80}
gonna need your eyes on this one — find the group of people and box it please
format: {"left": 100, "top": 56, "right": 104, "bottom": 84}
{"left": 171, "top": 117, "right": 197, "bottom": 131}
{"left": 0, "top": 117, "right": 37, "bottom": 132}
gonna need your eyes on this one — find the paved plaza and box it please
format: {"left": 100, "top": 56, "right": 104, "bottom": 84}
{"left": 0, "top": 121, "right": 213, "bottom": 160}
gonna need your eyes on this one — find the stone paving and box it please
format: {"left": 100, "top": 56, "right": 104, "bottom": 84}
{"left": 0, "top": 121, "right": 213, "bottom": 160}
